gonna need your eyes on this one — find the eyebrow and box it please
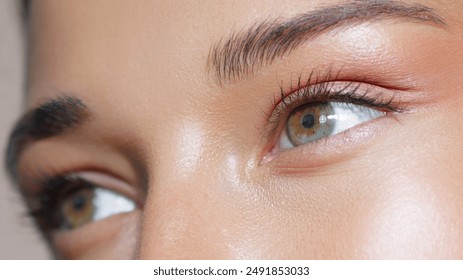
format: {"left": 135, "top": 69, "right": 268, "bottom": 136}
{"left": 207, "top": 0, "right": 446, "bottom": 84}
{"left": 5, "top": 96, "right": 90, "bottom": 181}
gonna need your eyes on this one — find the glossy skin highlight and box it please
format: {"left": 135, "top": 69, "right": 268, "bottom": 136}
{"left": 14, "top": 0, "right": 463, "bottom": 259}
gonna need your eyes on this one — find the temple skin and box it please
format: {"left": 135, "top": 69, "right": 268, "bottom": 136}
{"left": 11, "top": 0, "right": 463, "bottom": 259}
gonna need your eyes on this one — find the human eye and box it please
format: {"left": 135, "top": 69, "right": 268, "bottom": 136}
{"left": 264, "top": 71, "right": 406, "bottom": 161}
{"left": 29, "top": 172, "right": 138, "bottom": 232}
{"left": 279, "top": 101, "right": 385, "bottom": 149}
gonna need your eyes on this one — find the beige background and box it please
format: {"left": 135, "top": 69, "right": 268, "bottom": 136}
{"left": 0, "top": 0, "right": 49, "bottom": 259}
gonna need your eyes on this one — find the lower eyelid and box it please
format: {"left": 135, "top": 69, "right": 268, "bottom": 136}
{"left": 262, "top": 113, "right": 397, "bottom": 171}
{"left": 51, "top": 210, "right": 141, "bottom": 258}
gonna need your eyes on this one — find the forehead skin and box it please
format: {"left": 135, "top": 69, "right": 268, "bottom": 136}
{"left": 23, "top": 0, "right": 463, "bottom": 259}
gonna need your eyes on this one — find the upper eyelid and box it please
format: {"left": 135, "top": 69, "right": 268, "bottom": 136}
{"left": 26, "top": 170, "right": 141, "bottom": 212}
{"left": 45, "top": 171, "right": 142, "bottom": 206}
{"left": 269, "top": 80, "right": 403, "bottom": 120}
{"left": 14, "top": 127, "right": 147, "bottom": 199}
{"left": 261, "top": 78, "right": 407, "bottom": 148}
{"left": 76, "top": 171, "right": 142, "bottom": 206}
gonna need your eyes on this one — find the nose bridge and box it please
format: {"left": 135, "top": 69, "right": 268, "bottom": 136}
{"left": 137, "top": 173, "right": 226, "bottom": 259}
{"left": 136, "top": 119, "right": 237, "bottom": 259}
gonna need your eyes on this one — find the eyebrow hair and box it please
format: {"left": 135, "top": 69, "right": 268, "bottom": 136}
{"left": 5, "top": 96, "right": 90, "bottom": 180}
{"left": 207, "top": 0, "right": 446, "bottom": 84}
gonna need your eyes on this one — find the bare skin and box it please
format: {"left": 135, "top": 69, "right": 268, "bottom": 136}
{"left": 9, "top": 0, "right": 463, "bottom": 259}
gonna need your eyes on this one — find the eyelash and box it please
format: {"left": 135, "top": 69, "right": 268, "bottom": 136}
{"left": 26, "top": 175, "right": 92, "bottom": 232}
{"left": 268, "top": 71, "right": 406, "bottom": 125}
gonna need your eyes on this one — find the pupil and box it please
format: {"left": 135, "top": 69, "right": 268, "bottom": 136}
{"left": 71, "top": 194, "right": 87, "bottom": 211}
{"left": 302, "top": 114, "right": 315, "bottom": 129}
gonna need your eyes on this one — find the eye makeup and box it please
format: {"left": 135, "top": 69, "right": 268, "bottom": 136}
{"left": 268, "top": 70, "right": 406, "bottom": 129}
{"left": 260, "top": 69, "right": 410, "bottom": 163}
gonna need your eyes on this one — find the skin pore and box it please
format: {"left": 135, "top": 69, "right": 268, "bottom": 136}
{"left": 7, "top": 0, "right": 463, "bottom": 259}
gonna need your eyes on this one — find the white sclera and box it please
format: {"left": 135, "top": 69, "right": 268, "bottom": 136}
{"left": 92, "top": 188, "right": 136, "bottom": 221}
{"left": 329, "top": 102, "right": 385, "bottom": 135}
{"left": 279, "top": 102, "right": 386, "bottom": 149}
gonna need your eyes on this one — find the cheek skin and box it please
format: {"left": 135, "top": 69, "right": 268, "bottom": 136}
{"left": 355, "top": 176, "right": 453, "bottom": 259}
{"left": 350, "top": 106, "right": 463, "bottom": 259}
{"left": 244, "top": 96, "right": 463, "bottom": 259}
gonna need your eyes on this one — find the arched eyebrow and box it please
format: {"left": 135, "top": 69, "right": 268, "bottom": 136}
{"left": 5, "top": 96, "right": 90, "bottom": 181}
{"left": 207, "top": 0, "right": 446, "bottom": 85}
